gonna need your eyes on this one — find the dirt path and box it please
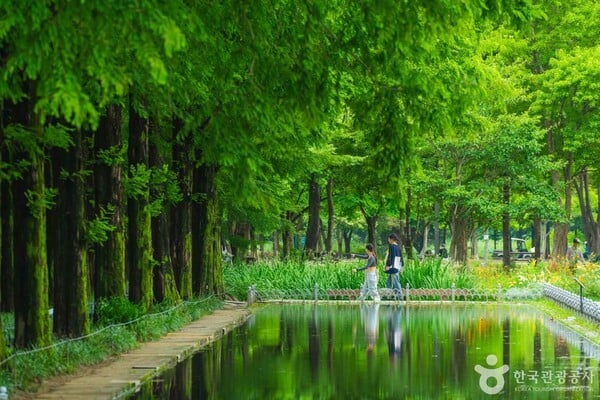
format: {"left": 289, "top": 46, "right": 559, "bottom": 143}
{"left": 13, "top": 302, "right": 251, "bottom": 400}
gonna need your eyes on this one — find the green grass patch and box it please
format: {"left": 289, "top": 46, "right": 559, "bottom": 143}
{"left": 529, "top": 299, "right": 600, "bottom": 346}
{"left": 0, "top": 296, "right": 222, "bottom": 393}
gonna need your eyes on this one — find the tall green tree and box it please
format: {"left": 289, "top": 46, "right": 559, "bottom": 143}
{"left": 10, "top": 93, "right": 52, "bottom": 348}
{"left": 93, "top": 104, "right": 127, "bottom": 300}
{"left": 501, "top": 0, "right": 600, "bottom": 257}
{"left": 127, "top": 95, "right": 153, "bottom": 310}
{"left": 50, "top": 127, "right": 90, "bottom": 337}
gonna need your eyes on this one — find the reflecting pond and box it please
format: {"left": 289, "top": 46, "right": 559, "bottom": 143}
{"left": 131, "top": 303, "right": 600, "bottom": 399}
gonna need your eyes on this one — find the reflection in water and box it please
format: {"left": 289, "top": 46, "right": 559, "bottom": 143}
{"left": 308, "top": 305, "right": 320, "bottom": 379}
{"left": 502, "top": 317, "right": 511, "bottom": 394}
{"left": 131, "top": 304, "right": 600, "bottom": 400}
{"left": 386, "top": 306, "right": 402, "bottom": 366}
{"left": 361, "top": 303, "right": 380, "bottom": 358}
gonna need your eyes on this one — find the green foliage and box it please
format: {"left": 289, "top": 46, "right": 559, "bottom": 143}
{"left": 148, "top": 164, "right": 183, "bottom": 217}
{"left": 96, "top": 145, "right": 126, "bottom": 167}
{"left": 124, "top": 164, "right": 151, "bottom": 199}
{"left": 86, "top": 206, "right": 117, "bottom": 244}
{"left": 24, "top": 187, "right": 57, "bottom": 215}
{"left": 402, "top": 258, "right": 474, "bottom": 289}
{"left": 95, "top": 297, "right": 144, "bottom": 326}
{"left": 471, "top": 259, "right": 600, "bottom": 301}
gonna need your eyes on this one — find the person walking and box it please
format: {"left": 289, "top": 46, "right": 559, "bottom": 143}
{"left": 566, "top": 238, "right": 585, "bottom": 271}
{"left": 353, "top": 243, "right": 381, "bottom": 302}
{"left": 384, "top": 233, "right": 403, "bottom": 297}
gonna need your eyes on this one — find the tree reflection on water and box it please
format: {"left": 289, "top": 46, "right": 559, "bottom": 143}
{"left": 131, "top": 303, "right": 600, "bottom": 400}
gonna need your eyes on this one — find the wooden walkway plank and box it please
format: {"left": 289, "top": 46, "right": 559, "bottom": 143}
{"left": 24, "top": 305, "right": 251, "bottom": 400}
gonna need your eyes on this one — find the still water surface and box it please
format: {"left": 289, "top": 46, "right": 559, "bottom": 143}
{"left": 132, "top": 303, "right": 600, "bottom": 399}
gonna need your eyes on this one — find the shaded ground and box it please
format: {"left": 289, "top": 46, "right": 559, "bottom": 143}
{"left": 13, "top": 302, "right": 251, "bottom": 400}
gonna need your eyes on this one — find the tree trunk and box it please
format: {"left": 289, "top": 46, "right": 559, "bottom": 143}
{"left": 0, "top": 151, "right": 14, "bottom": 313}
{"left": 533, "top": 216, "right": 542, "bottom": 260}
{"left": 552, "top": 154, "right": 573, "bottom": 258}
{"left": 304, "top": 174, "right": 320, "bottom": 257}
{"left": 53, "top": 129, "right": 90, "bottom": 337}
{"left": 127, "top": 96, "right": 153, "bottom": 310}
{"left": 0, "top": 120, "right": 5, "bottom": 359}
{"left": 450, "top": 204, "right": 468, "bottom": 264}
{"left": 595, "top": 186, "right": 600, "bottom": 255}
{"left": 343, "top": 229, "right": 353, "bottom": 256}
{"left": 336, "top": 228, "right": 343, "bottom": 257}
{"left": 281, "top": 212, "right": 295, "bottom": 259}
{"left": 483, "top": 228, "right": 490, "bottom": 264}
{"left": 324, "top": 177, "right": 334, "bottom": 254}
{"left": 540, "top": 221, "right": 548, "bottom": 259}
{"left": 192, "top": 163, "right": 223, "bottom": 295}
{"left": 404, "top": 187, "right": 413, "bottom": 259}
{"left": 272, "top": 230, "right": 280, "bottom": 258}
{"left": 502, "top": 182, "right": 512, "bottom": 268}
{"left": 366, "top": 216, "right": 377, "bottom": 247}
{"left": 150, "top": 139, "right": 180, "bottom": 304}
{"left": 574, "top": 169, "right": 599, "bottom": 255}
{"left": 231, "top": 222, "right": 251, "bottom": 261}
{"left": 14, "top": 155, "right": 52, "bottom": 348}
{"left": 433, "top": 201, "right": 440, "bottom": 257}
{"left": 152, "top": 209, "right": 180, "bottom": 303}
{"left": 250, "top": 225, "right": 257, "bottom": 259}
{"left": 420, "top": 223, "right": 430, "bottom": 258}
{"left": 94, "top": 104, "right": 126, "bottom": 300}
{"left": 170, "top": 121, "right": 192, "bottom": 299}
{"left": 358, "top": 205, "right": 378, "bottom": 247}
{"left": 12, "top": 89, "right": 52, "bottom": 349}
{"left": 547, "top": 130, "right": 570, "bottom": 258}
{"left": 470, "top": 228, "right": 478, "bottom": 260}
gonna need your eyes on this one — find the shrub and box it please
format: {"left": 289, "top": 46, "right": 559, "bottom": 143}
{"left": 94, "top": 297, "right": 145, "bottom": 326}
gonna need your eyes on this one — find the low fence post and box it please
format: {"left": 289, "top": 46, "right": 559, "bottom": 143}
{"left": 451, "top": 283, "right": 456, "bottom": 302}
{"left": 574, "top": 278, "right": 585, "bottom": 314}
{"left": 405, "top": 282, "right": 410, "bottom": 303}
{"left": 247, "top": 284, "right": 256, "bottom": 306}
{"left": 314, "top": 283, "right": 319, "bottom": 302}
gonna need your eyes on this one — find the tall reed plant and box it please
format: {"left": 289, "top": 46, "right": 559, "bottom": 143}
{"left": 401, "top": 257, "right": 474, "bottom": 289}
{"left": 224, "top": 258, "right": 475, "bottom": 300}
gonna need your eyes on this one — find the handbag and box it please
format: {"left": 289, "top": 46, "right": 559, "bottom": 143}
{"left": 385, "top": 256, "right": 402, "bottom": 274}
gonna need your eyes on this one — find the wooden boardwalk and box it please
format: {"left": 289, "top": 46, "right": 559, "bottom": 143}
{"left": 27, "top": 303, "right": 251, "bottom": 400}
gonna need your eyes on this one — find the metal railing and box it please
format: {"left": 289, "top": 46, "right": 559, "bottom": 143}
{"left": 542, "top": 283, "right": 600, "bottom": 323}
{"left": 544, "top": 315, "right": 600, "bottom": 361}
{"left": 247, "top": 283, "right": 543, "bottom": 303}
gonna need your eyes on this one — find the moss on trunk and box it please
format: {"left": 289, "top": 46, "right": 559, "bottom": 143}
{"left": 94, "top": 104, "right": 126, "bottom": 299}
{"left": 127, "top": 96, "right": 153, "bottom": 311}
{"left": 192, "top": 163, "right": 223, "bottom": 296}
{"left": 14, "top": 153, "right": 52, "bottom": 348}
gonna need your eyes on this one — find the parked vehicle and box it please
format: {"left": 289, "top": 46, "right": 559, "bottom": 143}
{"left": 491, "top": 238, "right": 534, "bottom": 260}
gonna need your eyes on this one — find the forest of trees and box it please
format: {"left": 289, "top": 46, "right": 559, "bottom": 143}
{"left": 0, "top": 0, "right": 599, "bottom": 358}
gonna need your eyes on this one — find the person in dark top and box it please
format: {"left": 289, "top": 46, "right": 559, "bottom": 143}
{"left": 384, "top": 233, "right": 403, "bottom": 297}
{"left": 438, "top": 244, "right": 448, "bottom": 259}
{"left": 353, "top": 243, "right": 381, "bottom": 302}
